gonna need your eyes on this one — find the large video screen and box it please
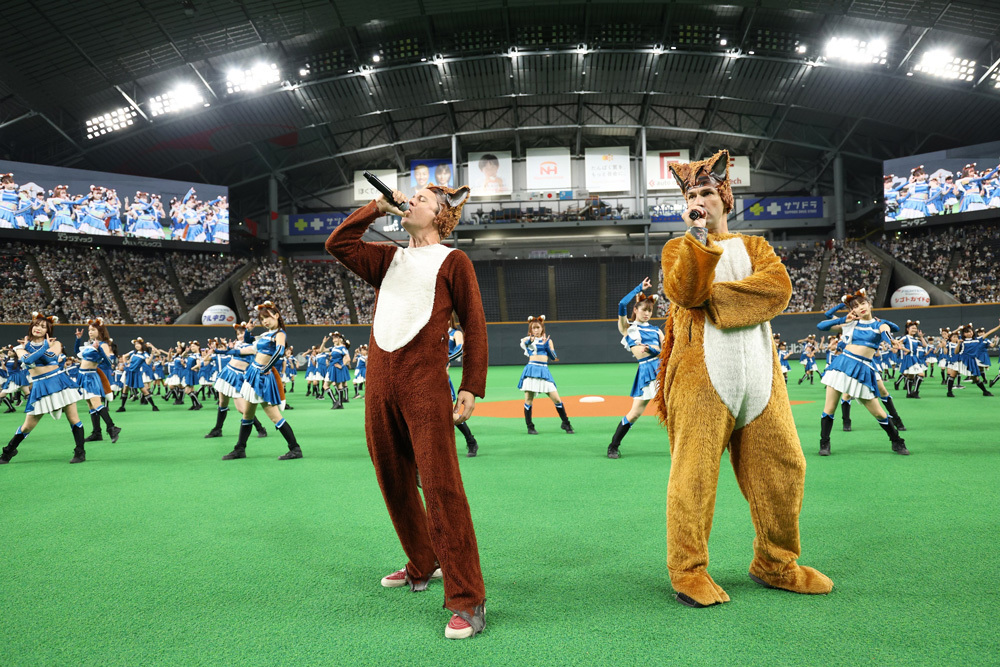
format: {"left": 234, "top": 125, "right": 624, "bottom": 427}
{"left": 0, "top": 158, "right": 229, "bottom": 247}
{"left": 883, "top": 140, "right": 1000, "bottom": 230}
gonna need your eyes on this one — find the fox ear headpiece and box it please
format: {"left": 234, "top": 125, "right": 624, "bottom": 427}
{"left": 667, "top": 149, "right": 733, "bottom": 214}
{"left": 635, "top": 293, "right": 659, "bottom": 305}
{"left": 426, "top": 184, "right": 471, "bottom": 238}
{"left": 527, "top": 315, "right": 546, "bottom": 323}
{"left": 31, "top": 311, "right": 58, "bottom": 324}
{"left": 842, "top": 287, "right": 867, "bottom": 305}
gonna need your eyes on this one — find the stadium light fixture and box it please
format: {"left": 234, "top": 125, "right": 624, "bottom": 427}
{"left": 225, "top": 63, "right": 281, "bottom": 94}
{"left": 719, "top": 39, "right": 727, "bottom": 47}
{"left": 576, "top": 43, "right": 588, "bottom": 54}
{"left": 372, "top": 54, "right": 381, "bottom": 63}
{"left": 148, "top": 84, "right": 207, "bottom": 117}
{"left": 912, "top": 51, "right": 976, "bottom": 81}
{"left": 796, "top": 44, "right": 807, "bottom": 54}
{"left": 823, "top": 37, "right": 887, "bottom": 65}
{"left": 85, "top": 106, "right": 138, "bottom": 140}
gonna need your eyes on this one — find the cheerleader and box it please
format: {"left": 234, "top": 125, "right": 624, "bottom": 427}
{"left": 816, "top": 290, "right": 909, "bottom": 456}
{"left": 205, "top": 325, "right": 268, "bottom": 439}
{"left": 1, "top": 313, "right": 88, "bottom": 465}
{"left": 948, "top": 323, "right": 999, "bottom": 397}
{"left": 796, "top": 335, "right": 818, "bottom": 384}
{"left": 352, "top": 344, "right": 367, "bottom": 397}
{"left": 323, "top": 331, "right": 352, "bottom": 409}
{"left": 285, "top": 348, "right": 297, "bottom": 393}
{"left": 223, "top": 301, "right": 302, "bottom": 460}
{"left": 311, "top": 342, "right": 331, "bottom": 400}
{"left": 0, "top": 173, "right": 32, "bottom": 230}
{"left": 164, "top": 343, "right": 186, "bottom": 403}
{"left": 924, "top": 334, "right": 939, "bottom": 378}
{"left": 117, "top": 338, "right": 164, "bottom": 411}
{"left": 151, "top": 353, "right": 166, "bottom": 395}
{"left": 518, "top": 315, "right": 574, "bottom": 435}
{"left": 0, "top": 345, "right": 30, "bottom": 411}
{"left": 606, "top": 279, "right": 662, "bottom": 459}
{"left": 778, "top": 341, "right": 791, "bottom": 383}
{"left": 449, "top": 322, "right": 478, "bottom": 457}
{"left": 181, "top": 342, "right": 205, "bottom": 410}
{"left": 895, "top": 320, "right": 929, "bottom": 398}
{"left": 304, "top": 346, "right": 322, "bottom": 397}
{"left": 73, "top": 318, "right": 121, "bottom": 442}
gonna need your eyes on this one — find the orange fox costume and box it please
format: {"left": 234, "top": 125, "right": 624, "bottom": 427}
{"left": 653, "top": 151, "right": 833, "bottom": 607}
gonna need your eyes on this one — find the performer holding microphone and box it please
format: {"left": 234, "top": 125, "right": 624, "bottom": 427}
{"left": 654, "top": 150, "right": 832, "bottom": 608}
{"left": 326, "top": 174, "right": 488, "bottom": 640}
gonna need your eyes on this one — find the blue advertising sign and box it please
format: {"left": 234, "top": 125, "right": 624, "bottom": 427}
{"left": 288, "top": 213, "right": 348, "bottom": 236}
{"left": 741, "top": 197, "right": 824, "bottom": 220}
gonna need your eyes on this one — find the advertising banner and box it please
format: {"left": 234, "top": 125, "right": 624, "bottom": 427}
{"left": 525, "top": 148, "right": 572, "bottom": 190}
{"left": 645, "top": 149, "right": 689, "bottom": 191}
{"left": 409, "top": 159, "right": 453, "bottom": 193}
{"left": 584, "top": 146, "right": 631, "bottom": 192}
{"left": 354, "top": 169, "right": 397, "bottom": 202}
{"left": 739, "top": 197, "right": 824, "bottom": 220}
{"left": 468, "top": 151, "right": 513, "bottom": 197}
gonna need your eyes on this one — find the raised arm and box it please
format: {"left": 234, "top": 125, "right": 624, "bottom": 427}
{"left": 324, "top": 200, "right": 398, "bottom": 288}
{"left": 618, "top": 278, "right": 649, "bottom": 335}
{"left": 660, "top": 233, "right": 722, "bottom": 309}
{"left": 446, "top": 251, "right": 488, "bottom": 399}
{"left": 702, "top": 235, "right": 793, "bottom": 329}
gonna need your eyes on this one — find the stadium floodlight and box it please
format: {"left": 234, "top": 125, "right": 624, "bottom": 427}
{"left": 912, "top": 50, "right": 976, "bottom": 81}
{"left": 372, "top": 54, "right": 381, "bottom": 63}
{"left": 576, "top": 43, "right": 588, "bottom": 54}
{"left": 225, "top": 63, "right": 281, "bottom": 94}
{"left": 796, "top": 44, "right": 808, "bottom": 54}
{"left": 85, "top": 106, "right": 137, "bottom": 140}
{"left": 823, "top": 37, "right": 888, "bottom": 65}
{"left": 719, "top": 39, "right": 727, "bottom": 47}
{"left": 148, "top": 84, "right": 206, "bottom": 117}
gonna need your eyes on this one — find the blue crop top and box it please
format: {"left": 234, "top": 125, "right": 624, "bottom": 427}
{"left": 818, "top": 317, "right": 894, "bottom": 351}
{"left": 522, "top": 337, "right": 557, "bottom": 360}
{"left": 621, "top": 322, "right": 663, "bottom": 357}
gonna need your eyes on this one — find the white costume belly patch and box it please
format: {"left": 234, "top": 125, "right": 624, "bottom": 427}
{"left": 702, "top": 237, "right": 775, "bottom": 429}
{"left": 373, "top": 244, "right": 454, "bottom": 352}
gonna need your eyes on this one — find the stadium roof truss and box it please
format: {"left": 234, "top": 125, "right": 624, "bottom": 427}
{"left": 2, "top": 0, "right": 1000, "bottom": 220}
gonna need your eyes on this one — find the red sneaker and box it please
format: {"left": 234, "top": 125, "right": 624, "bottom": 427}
{"left": 380, "top": 567, "right": 442, "bottom": 588}
{"left": 445, "top": 614, "right": 475, "bottom": 639}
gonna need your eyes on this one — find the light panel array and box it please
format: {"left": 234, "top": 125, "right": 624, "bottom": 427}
{"left": 85, "top": 107, "right": 137, "bottom": 139}
{"left": 226, "top": 63, "right": 280, "bottom": 94}
{"left": 824, "top": 37, "right": 887, "bottom": 65}
{"left": 913, "top": 51, "right": 976, "bottom": 81}
{"left": 991, "top": 70, "right": 1000, "bottom": 88}
{"left": 148, "top": 84, "right": 206, "bottom": 117}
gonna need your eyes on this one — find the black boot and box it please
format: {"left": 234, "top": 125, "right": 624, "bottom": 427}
{"left": 253, "top": 417, "right": 268, "bottom": 438}
{"left": 819, "top": 414, "right": 834, "bottom": 456}
{"left": 524, "top": 404, "right": 538, "bottom": 435}
{"left": 70, "top": 421, "right": 86, "bottom": 463}
{"left": 456, "top": 422, "right": 478, "bottom": 457}
{"left": 878, "top": 417, "right": 910, "bottom": 455}
{"left": 607, "top": 418, "right": 632, "bottom": 459}
{"left": 173, "top": 389, "right": 185, "bottom": 405}
{"left": 841, "top": 400, "right": 852, "bottom": 432}
{"left": 329, "top": 388, "right": 343, "bottom": 410}
{"left": 146, "top": 395, "right": 159, "bottom": 411}
{"left": 340, "top": 387, "right": 349, "bottom": 404}
{"left": 975, "top": 377, "right": 994, "bottom": 397}
{"left": 306, "top": 385, "right": 313, "bottom": 397}
{"left": 912, "top": 376, "right": 923, "bottom": 398}
{"left": 894, "top": 374, "right": 904, "bottom": 391}
{"left": 990, "top": 374, "right": 1000, "bottom": 388}
{"left": 0, "top": 430, "right": 27, "bottom": 464}
{"left": 116, "top": 391, "right": 128, "bottom": 412}
{"left": 881, "top": 395, "right": 906, "bottom": 431}
{"left": 555, "top": 403, "right": 574, "bottom": 434}
{"left": 98, "top": 405, "right": 122, "bottom": 443}
{"left": 276, "top": 421, "right": 302, "bottom": 459}
{"left": 205, "top": 407, "right": 228, "bottom": 438}
{"left": 188, "top": 394, "right": 203, "bottom": 411}
{"left": 947, "top": 376, "right": 955, "bottom": 397}
{"left": 222, "top": 420, "right": 252, "bottom": 459}
{"left": 1, "top": 396, "right": 14, "bottom": 413}
{"left": 84, "top": 410, "right": 103, "bottom": 442}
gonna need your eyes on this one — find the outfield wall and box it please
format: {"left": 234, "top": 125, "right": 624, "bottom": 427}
{"left": 4, "top": 303, "right": 1000, "bottom": 366}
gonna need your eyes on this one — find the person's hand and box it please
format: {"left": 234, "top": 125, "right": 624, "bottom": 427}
{"left": 374, "top": 190, "right": 407, "bottom": 217}
{"left": 453, "top": 390, "right": 476, "bottom": 425}
{"left": 75, "top": 328, "right": 83, "bottom": 338}
{"left": 682, "top": 205, "right": 708, "bottom": 229}
{"left": 641, "top": 276, "right": 652, "bottom": 290}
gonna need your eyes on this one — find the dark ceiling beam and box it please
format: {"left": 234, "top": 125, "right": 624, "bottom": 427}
{"left": 895, "top": 2, "right": 953, "bottom": 72}
{"left": 736, "top": 5, "right": 759, "bottom": 53}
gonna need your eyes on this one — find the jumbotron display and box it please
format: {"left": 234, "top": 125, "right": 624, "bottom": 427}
{"left": 0, "top": 159, "right": 229, "bottom": 247}
{"left": 883, "top": 139, "right": 1000, "bottom": 230}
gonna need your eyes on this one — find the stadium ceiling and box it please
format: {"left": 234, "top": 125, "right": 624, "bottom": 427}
{"left": 3, "top": 0, "right": 1000, "bottom": 219}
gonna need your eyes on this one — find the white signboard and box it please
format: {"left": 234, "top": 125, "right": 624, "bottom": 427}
{"left": 526, "top": 147, "right": 572, "bottom": 190}
{"left": 354, "top": 169, "right": 397, "bottom": 202}
{"left": 468, "top": 151, "right": 513, "bottom": 197}
{"left": 646, "top": 149, "right": 689, "bottom": 191}
{"left": 890, "top": 285, "right": 930, "bottom": 308}
{"left": 729, "top": 155, "right": 751, "bottom": 188}
{"left": 584, "top": 146, "right": 632, "bottom": 192}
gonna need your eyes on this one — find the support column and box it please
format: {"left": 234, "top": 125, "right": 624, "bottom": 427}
{"left": 268, "top": 176, "right": 280, "bottom": 255}
{"left": 640, "top": 126, "right": 648, "bottom": 222}
{"left": 833, "top": 153, "right": 845, "bottom": 241}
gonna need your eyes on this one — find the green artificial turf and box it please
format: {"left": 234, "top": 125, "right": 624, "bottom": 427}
{"left": 1, "top": 363, "right": 997, "bottom": 666}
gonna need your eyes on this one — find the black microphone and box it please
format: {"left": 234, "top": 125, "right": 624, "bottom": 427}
{"left": 363, "top": 171, "right": 408, "bottom": 212}
{"left": 688, "top": 208, "right": 703, "bottom": 221}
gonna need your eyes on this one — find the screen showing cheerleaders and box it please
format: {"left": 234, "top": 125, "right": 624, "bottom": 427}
{"left": 0, "top": 158, "right": 229, "bottom": 244}
{"left": 883, "top": 139, "right": 1000, "bottom": 226}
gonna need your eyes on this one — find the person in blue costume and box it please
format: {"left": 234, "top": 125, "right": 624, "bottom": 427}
{"left": 448, "top": 321, "right": 478, "bottom": 457}
{"left": 1, "top": 313, "right": 88, "bottom": 465}
{"left": 223, "top": 301, "right": 302, "bottom": 460}
{"left": 205, "top": 323, "right": 268, "bottom": 440}
{"left": 304, "top": 346, "right": 321, "bottom": 397}
{"left": 310, "top": 341, "right": 332, "bottom": 400}
{"left": 972, "top": 325, "right": 1000, "bottom": 386}
{"left": 117, "top": 338, "right": 166, "bottom": 412}
{"left": 518, "top": 315, "right": 574, "bottom": 435}
{"left": 180, "top": 341, "right": 205, "bottom": 410}
{"left": 352, "top": 344, "right": 367, "bottom": 397}
{"left": 73, "top": 318, "right": 122, "bottom": 443}
{"left": 0, "top": 344, "right": 30, "bottom": 412}
{"left": 323, "top": 331, "right": 352, "bottom": 410}
{"left": 128, "top": 192, "right": 166, "bottom": 239}
{"left": 816, "top": 289, "right": 909, "bottom": 456}
{"left": 285, "top": 347, "right": 297, "bottom": 394}
{"left": 45, "top": 185, "right": 83, "bottom": 233}
{"left": 0, "top": 173, "right": 33, "bottom": 230}
{"left": 949, "top": 323, "right": 999, "bottom": 397}
{"left": 778, "top": 341, "right": 792, "bottom": 383}
{"left": 164, "top": 342, "right": 186, "bottom": 403}
{"left": 606, "top": 277, "right": 663, "bottom": 459}
{"left": 956, "top": 163, "right": 1000, "bottom": 213}
{"left": 796, "top": 334, "right": 818, "bottom": 384}
{"left": 895, "top": 320, "right": 931, "bottom": 399}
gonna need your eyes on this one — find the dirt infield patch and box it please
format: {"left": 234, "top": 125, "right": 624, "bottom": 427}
{"left": 475, "top": 396, "right": 814, "bottom": 418}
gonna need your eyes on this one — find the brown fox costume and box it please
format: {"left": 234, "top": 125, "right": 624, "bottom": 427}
{"left": 653, "top": 150, "right": 833, "bottom": 607}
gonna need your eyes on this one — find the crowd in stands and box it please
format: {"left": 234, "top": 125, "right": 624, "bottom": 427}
{"left": 344, "top": 272, "right": 376, "bottom": 324}
{"left": 780, "top": 244, "right": 825, "bottom": 313}
{"left": 290, "top": 261, "right": 351, "bottom": 325}
{"left": 874, "top": 230, "right": 958, "bottom": 287}
{"left": 823, "top": 241, "right": 882, "bottom": 305}
{"left": 105, "top": 249, "right": 182, "bottom": 325}
{"left": 944, "top": 224, "right": 1000, "bottom": 304}
{"left": 240, "top": 260, "right": 299, "bottom": 324}
{"left": 171, "top": 252, "right": 243, "bottom": 303}
{"left": 33, "top": 245, "right": 123, "bottom": 324}
{"left": 0, "top": 242, "right": 47, "bottom": 324}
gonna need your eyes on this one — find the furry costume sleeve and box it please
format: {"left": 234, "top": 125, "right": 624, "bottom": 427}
{"left": 324, "top": 200, "right": 398, "bottom": 288}
{"left": 443, "top": 251, "right": 488, "bottom": 399}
